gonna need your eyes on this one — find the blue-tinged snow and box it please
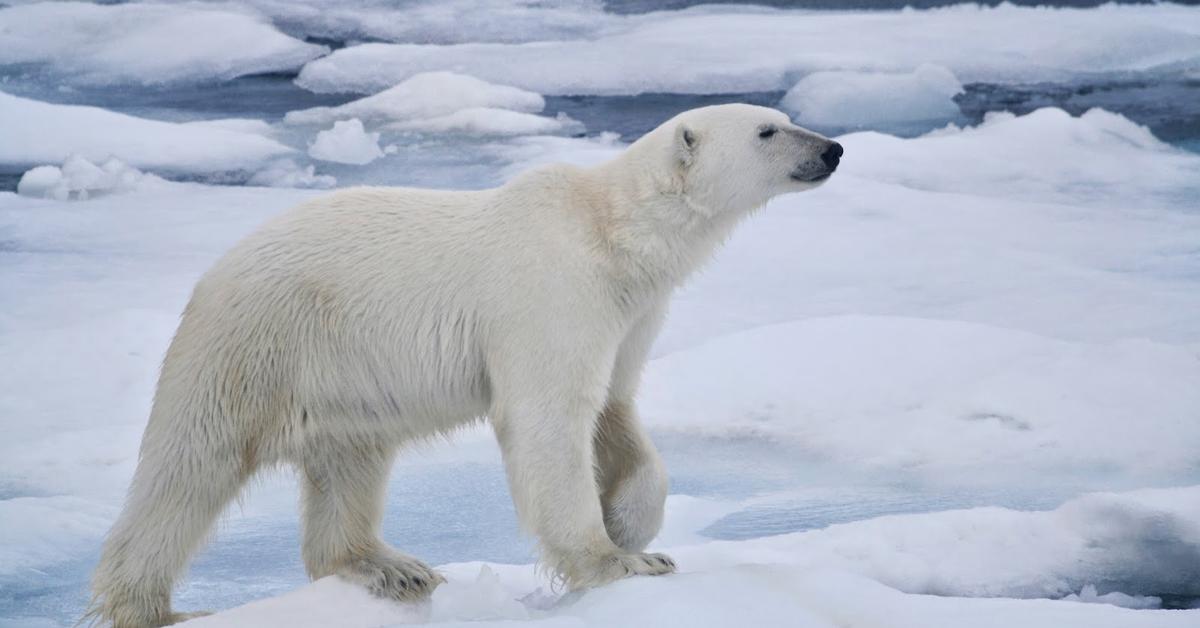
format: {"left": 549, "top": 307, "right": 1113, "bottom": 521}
{"left": 2, "top": 1, "right": 1200, "bottom": 627}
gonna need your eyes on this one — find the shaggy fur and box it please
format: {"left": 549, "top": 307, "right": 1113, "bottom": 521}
{"left": 89, "top": 104, "right": 839, "bottom": 627}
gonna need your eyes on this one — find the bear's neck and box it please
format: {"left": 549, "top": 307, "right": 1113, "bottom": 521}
{"left": 588, "top": 155, "right": 743, "bottom": 300}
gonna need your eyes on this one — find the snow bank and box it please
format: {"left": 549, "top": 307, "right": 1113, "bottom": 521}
{"left": 295, "top": 3, "right": 1200, "bottom": 95}
{"left": 284, "top": 72, "right": 546, "bottom": 126}
{"left": 0, "top": 91, "right": 295, "bottom": 174}
{"left": 781, "top": 64, "right": 963, "bottom": 129}
{"left": 307, "top": 119, "right": 384, "bottom": 165}
{"left": 640, "top": 316, "right": 1200, "bottom": 477}
{"left": 842, "top": 107, "right": 1200, "bottom": 205}
{"left": 16, "top": 155, "right": 165, "bottom": 200}
{"left": 0, "top": 1, "right": 327, "bottom": 86}
{"left": 184, "top": 486, "right": 1200, "bottom": 627}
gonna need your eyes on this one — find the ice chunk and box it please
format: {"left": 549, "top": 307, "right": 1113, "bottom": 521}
{"left": 295, "top": 4, "right": 1200, "bottom": 95}
{"left": 307, "top": 119, "right": 384, "bottom": 165}
{"left": 388, "top": 109, "right": 581, "bottom": 137}
{"left": 284, "top": 72, "right": 545, "bottom": 126}
{"left": 247, "top": 159, "right": 337, "bottom": 189}
{"left": 0, "top": 91, "right": 295, "bottom": 174}
{"left": 1063, "top": 585, "right": 1163, "bottom": 610}
{"left": 16, "top": 155, "right": 165, "bottom": 200}
{"left": 781, "top": 65, "right": 963, "bottom": 129}
{"left": 0, "top": 1, "right": 328, "bottom": 86}
{"left": 14, "top": 166, "right": 66, "bottom": 200}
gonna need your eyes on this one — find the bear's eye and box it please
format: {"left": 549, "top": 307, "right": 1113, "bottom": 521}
{"left": 759, "top": 126, "right": 777, "bottom": 139}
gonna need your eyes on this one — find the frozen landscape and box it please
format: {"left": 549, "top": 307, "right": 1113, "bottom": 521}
{"left": 2, "top": 1, "right": 1200, "bottom": 626}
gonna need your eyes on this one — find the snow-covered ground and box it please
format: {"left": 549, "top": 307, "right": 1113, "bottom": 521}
{"left": 2, "top": 1, "right": 1199, "bottom": 627}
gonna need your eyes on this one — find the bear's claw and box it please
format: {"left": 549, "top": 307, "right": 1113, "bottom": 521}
{"left": 340, "top": 551, "right": 444, "bottom": 602}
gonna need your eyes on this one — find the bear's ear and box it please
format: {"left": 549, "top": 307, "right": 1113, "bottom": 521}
{"left": 674, "top": 124, "right": 699, "bottom": 168}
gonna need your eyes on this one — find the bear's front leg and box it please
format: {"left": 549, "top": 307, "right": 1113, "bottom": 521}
{"left": 595, "top": 302, "right": 670, "bottom": 553}
{"left": 596, "top": 399, "right": 669, "bottom": 552}
{"left": 488, "top": 337, "right": 675, "bottom": 589}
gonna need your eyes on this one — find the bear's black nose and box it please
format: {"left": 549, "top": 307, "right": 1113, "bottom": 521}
{"left": 821, "top": 142, "right": 843, "bottom": 170}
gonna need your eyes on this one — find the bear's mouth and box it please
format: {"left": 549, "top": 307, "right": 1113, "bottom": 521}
{"left": 791, "top": 171, "right": 832, "bottom": 183}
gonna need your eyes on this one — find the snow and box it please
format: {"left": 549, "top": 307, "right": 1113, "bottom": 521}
{"left": 238, "top": 0, "right": 613, "bottom": 45}
{"left": 183, "top": 487, "right": 1200, "bottom": 627}
{"left": 0, "top": 91, "right": 295, "bottom": 175}
{"left": 16, "top": 155, "right": 165, "bottom": 201}
{"left": 388, "top": 109, "right": 582, "bottom": 137}
{"left": 295, "top": 3, "right": 1200, "bottom": 95}
{"left": 0, "top": 1, "right": 327, "bottom": 86}
{"left": 284, "top": 72, "right": 547, "bottom": 126}
{"left": 640, "top": 316, "right": 1200, "bottom": 477}
{"left": 841, "top": 108, "right": 1200, "bottom": 206}
{"left": 248, "top": 160, "right": 338, "bottom": 189}
{"left": 307, "top": 119, "right": 384, "bottom": 165}
{"left": 1064, "top": 585, "right": 1163, "bottom": 610}
{"left": 781, "top": 65, "right": 963, "bottom": 130}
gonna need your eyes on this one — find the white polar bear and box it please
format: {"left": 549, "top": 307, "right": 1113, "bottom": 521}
{"left": 90, "top": 104, "right": 842, "bottom": 627}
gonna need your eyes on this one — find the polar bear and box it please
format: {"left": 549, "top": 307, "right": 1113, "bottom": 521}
{"left": 89, "top": 104, "right": 841, "bottom": 627}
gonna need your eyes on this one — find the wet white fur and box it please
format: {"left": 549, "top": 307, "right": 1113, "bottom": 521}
{"left": 89, "top": 104, "right": 834, "bottom": 627}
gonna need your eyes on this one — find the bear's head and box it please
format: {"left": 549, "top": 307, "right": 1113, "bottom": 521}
{"left": 661, "top": 104, "right": 842, "bottom": 215}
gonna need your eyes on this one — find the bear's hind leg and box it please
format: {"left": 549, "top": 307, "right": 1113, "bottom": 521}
{"left": 90, "top": 418, "right": 250, "bottom": 627}
{"left": 299, "top": 435, "right": 442, "bottom": 602}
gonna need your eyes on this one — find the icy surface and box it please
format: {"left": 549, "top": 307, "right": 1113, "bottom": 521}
{"left": 295, "top": 4, "right": 1200, "bottom": 95}
{"left": 0, "top": 91, "right": 294, "bottom": 175}
{"left": 0, "top": 2, "right": 327, "bottom": 86}
{"left": 782, "top": 65, "right": 963, "bottom": 131}
{"left": 307, "top": 119, "right": 385, "bottom": 165}
{"left": 184, "top": 487, "right": 1200, "bottom": 627}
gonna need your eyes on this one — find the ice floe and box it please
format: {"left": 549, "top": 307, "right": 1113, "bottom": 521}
{"left": 781, "top": 64, "right": 964, "bottom": 131}
{"left": 0, "top": 91, "right": 295, "bottom": 175}
{"left": 295, "top": 4, "right": 1200, "bottom": 95}
{"left": 284, "top": 72, "right": 546, "bottom": 127}
{"left": 0, "top": 1, "right": 327, "bottom": 86}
